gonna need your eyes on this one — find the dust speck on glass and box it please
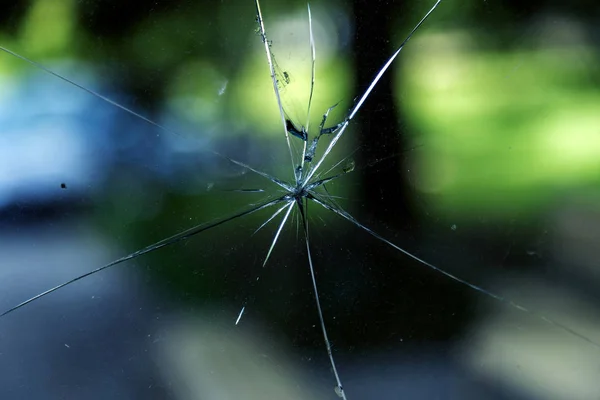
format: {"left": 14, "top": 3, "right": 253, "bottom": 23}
{"left": 1, "top": 0, "right": 600, "bottom": 399}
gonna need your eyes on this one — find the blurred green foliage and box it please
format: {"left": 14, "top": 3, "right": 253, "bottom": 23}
{"left": 400, "top": 31, "right": 600, "bottom": 218}
{"left": 5, "top": 0, "right": 598, "bottom": 223}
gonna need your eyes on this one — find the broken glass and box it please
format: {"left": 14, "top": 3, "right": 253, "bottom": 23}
{"left": 1, "top": 0, "right": 599, "bottom": 399}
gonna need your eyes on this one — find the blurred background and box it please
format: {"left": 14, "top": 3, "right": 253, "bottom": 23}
{"left": 1, "top": 0, "right": 600, "bottom": 399}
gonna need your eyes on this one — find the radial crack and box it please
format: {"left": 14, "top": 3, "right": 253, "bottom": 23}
{"left": 253, "top": 201, "right": 293, "bottom": 235}
{"left": 300, "top": 3, "right": 317, "bottom": 171}
{"left": 254, "top": 0, "right": 296, "bottom": 175}
{"left": 297, "top": 197, "right": 348, "bottom": 400}
{"left": 262, "top": 201, "right": 295, "bottom": 267}
{"left": 303, "top": 0, "right": 444, "bottom": 186}
{"left": 0, "top": 45, "right": 283, "bottom": 192}
{"left": 1, "top": 195, "right": 286, "bottom": 318}
{"left": 309, "top": 193, "right": 600, "bottom": 349}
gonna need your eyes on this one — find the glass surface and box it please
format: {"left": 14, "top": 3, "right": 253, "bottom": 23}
{"left": 1, "top": 1, "right": 599, "bottom": 399}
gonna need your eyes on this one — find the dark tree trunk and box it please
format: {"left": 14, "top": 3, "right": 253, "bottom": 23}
{"left": 352, "top": 0, "right": 415, "bottom": 230}
{"left": 346, "top": 0, "right": 471, "bottom": 346}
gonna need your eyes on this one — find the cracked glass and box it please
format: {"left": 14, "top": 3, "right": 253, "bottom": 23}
{"left": 1, "top": 0, "right": 600, "bottom": 399}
